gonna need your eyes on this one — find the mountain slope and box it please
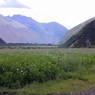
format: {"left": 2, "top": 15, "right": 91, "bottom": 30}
{"left": 41, "top": 22, "right": 68, "bottom": 43}
{"left": 0, "top": 38, "right": 6, "bottom": 44}
{"left": 8, "top": 15, "right": 68, "bottom": 44}
{"left": 0, "top": 15, "right": 37, "bottom": 43}
{"left": 60, "top": 17, "right": 95, "bottom": 47}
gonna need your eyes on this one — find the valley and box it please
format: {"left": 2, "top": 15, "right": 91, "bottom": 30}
{"left": 0, "top": 0, "right": 95, "bottom": 95}
{"left": 0, "top": 13, "right": 95, "bottom": 95}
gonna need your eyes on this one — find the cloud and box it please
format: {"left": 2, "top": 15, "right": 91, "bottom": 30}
{"left": 0, "top": 0, "right": 30, "bottom": 8}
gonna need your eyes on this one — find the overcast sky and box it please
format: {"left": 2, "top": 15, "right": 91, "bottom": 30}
{"left": 0, "top": 0, "right": 94, "bottom": 29}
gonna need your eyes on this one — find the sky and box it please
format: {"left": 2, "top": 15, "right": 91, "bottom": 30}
{"left": 0, "top": 0, "right": 95, "bottom": 29}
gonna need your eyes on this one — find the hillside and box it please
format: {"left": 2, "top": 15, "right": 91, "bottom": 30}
{"left": 0, "top": 38, "right": 6, "bottom": 44}
{"left": 0, "top": 15, "right": 38, "bottom": 44}
{"left": 60, "top": 17, "right": 95, "bottom": 47}
{"left": 8, "top": 15, "right": 68, "bottom": 44}
{"left": 41, "top": 22, "right": 68, "bottom": 43}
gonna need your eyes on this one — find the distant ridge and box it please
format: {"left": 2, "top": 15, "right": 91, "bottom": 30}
{"left": 60, "top": 17, "right": 95, "bottom": 47}
{"left": 8, "top": 15, "right": 68, "bottom": 44}
{"left": 0, "top": 15, "right": 37, "bottom": 43}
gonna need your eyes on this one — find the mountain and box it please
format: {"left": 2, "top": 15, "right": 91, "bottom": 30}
{"left": 60, "top": 17, "right": 95, "bottom": 47}
{"left": 8, "top": 15, "right": 68, "bottom": 44}
{"left": 0, "top": 15, "right": 38, "bottom": 44}
{"left": 0, "top": 38, "right": 6, "bottom": 44}
{"left": 41, "top": 22, "right": 68, "bottom": 43}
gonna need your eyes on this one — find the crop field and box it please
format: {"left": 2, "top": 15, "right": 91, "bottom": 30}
{"left": 0, "top": 48, "right": 95, "bottom": 94}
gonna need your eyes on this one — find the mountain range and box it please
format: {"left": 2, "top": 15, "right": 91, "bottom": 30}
{"left": 3, "top": 15, "right": 68, "bottom": 44}
{"left": 1, "top": 14, "right": 95, "bottom": 47}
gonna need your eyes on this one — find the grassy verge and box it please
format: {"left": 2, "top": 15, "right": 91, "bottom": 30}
{"left": 1, "top": 76, "right": 95, "bottom": 94}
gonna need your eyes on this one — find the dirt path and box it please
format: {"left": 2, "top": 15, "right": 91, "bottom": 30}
{"left": 70, "top": 88, "right": 95, "bottom": 95}
{"left": 1, "top": 88, "right": 95, "bottom": 95}
{"left": 0, "top": 92, "right": 16, "bottom": 95}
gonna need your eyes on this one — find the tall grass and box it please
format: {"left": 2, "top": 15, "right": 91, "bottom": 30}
{"left": 0, "top": 51, "right": 95, "bottom": 88}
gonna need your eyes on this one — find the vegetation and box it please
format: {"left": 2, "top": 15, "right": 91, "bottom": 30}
{"left": 0, "top": 49, "right": 95, "bottom": 94}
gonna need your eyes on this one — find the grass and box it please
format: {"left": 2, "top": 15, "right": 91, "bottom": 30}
{"left": 1, "top": 77, "right": 95, "bottom": 94}
{"left": 0, "top": 48, "right": 95, "bottom": 94}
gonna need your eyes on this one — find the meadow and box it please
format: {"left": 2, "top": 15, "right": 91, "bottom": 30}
{"left": 0, "top": 48, "right": 95, "bottom": 94}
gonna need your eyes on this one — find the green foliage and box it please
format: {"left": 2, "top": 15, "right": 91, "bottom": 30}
{"left": 0, "top": 51, "right": 95, "bottom": 89}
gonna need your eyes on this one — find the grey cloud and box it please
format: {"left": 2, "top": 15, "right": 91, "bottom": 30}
{"left": 0, "top": 0, "right": 30, "bottom": 8}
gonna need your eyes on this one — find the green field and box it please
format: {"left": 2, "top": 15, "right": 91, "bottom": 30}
{"left": 0, "top": 48, "right": 95, "bottom": 94}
